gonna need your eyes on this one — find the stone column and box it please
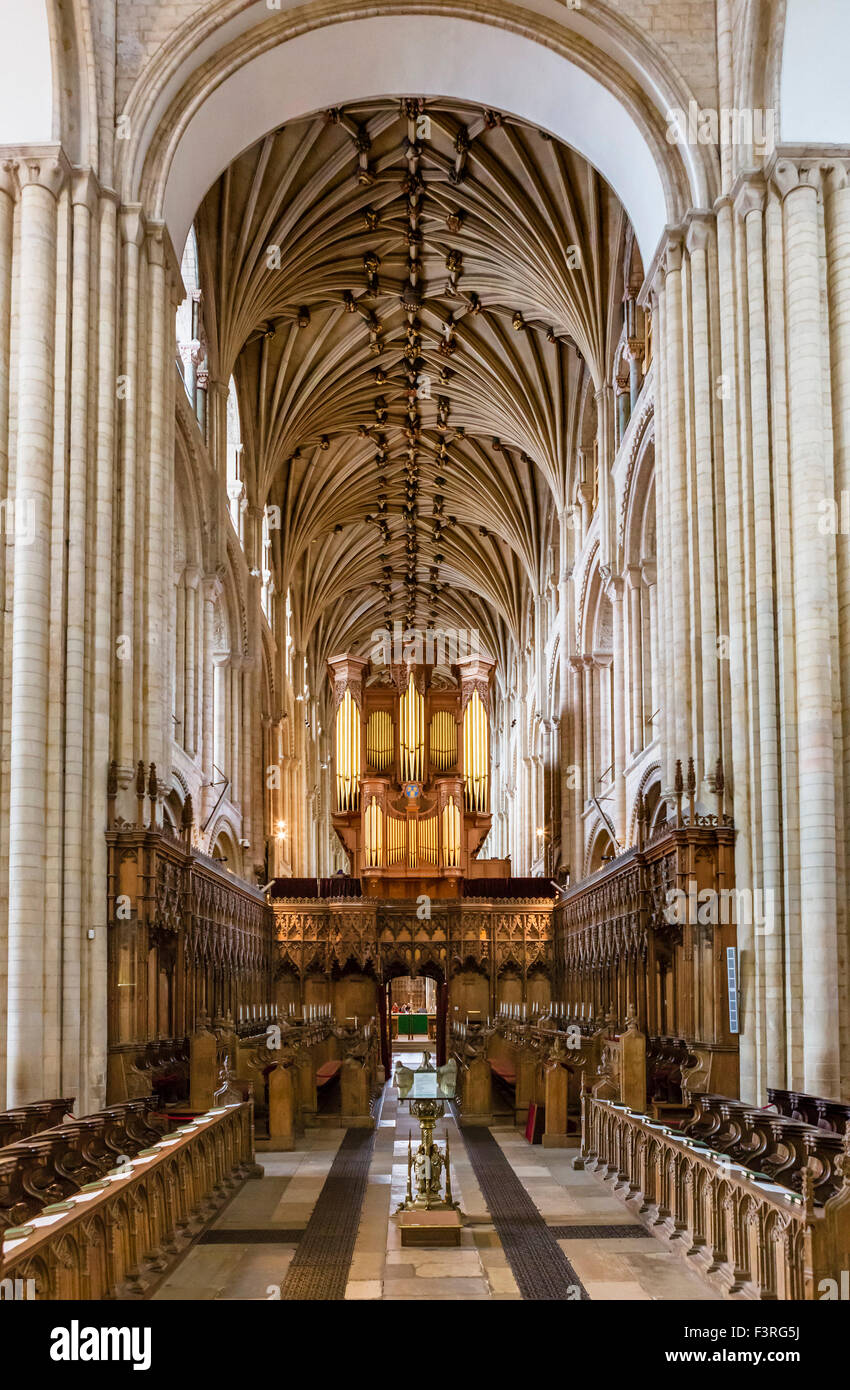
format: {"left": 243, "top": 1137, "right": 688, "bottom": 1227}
{"left": 174, "top": 572, "right": 186, "bottom": 748}
{"left": 627, "top": 339, "right": 645, "bottom": 412}
{"left": 714, "top": 194, "right": 756, "bottom": 1098}
{"left": 230, "top": 658, "right": 242, "bottom": 806}
{"left": 686, "top": 216, "right": 721, "bottom": 787}
{"left": 558, "top": 509, "right": 573, "bottom": 876}
{"left": 661, "top": 235, "right": 691, "bottom": 766}
{"left": 582, "top": 656, "right": 594, "bottom": 799}
{"left": 213, "top": 657, "right": 229, "bottom": 790}
{"left": 241, "top": 661, "right": 256, "bottom": 861}
{"left": 570, "top": 657, "right": 584, "bottom": 878}
{"left": 651, "top": 281, "right": 675, "bottom": 792}
{"left": 626, "top": 565, "right": 643, "bottom": 755}
{"left": 116, "top": 208, "right": 143, "bottom": 777}
{"left": 736, "top": 178, "right": 785, "bottom": 1084}
{"left": 184, "top": 567, "right": 199, "bottom": 756}
{"left": 606, "top": 574, "right": 627, "bottom": 844}
{"left": 616, "top": 372, "right": 631, "bottom": 447}
{"left": 143, "top": 226, "right": 172, "bottom": 790}
{"left": 63, "top": 170, "right": 98, "bottom": 1099}
{"left": 775, "top": 159, "right": 839, "bottom": 1096}
{"left": 824, "top": 161, "right": 850, "bottom": 1084}
{"left": 86, "top": 189, "right": 119, "bottom": 1113}
{"left": 200, "top": 578, "right": 219, "bottom": 823}
{"left": 7, "top": 153, "right": 66, "bottom": 1103}
{"left": 641, "top": 561, "right": 659, "bottom": 733}
{"left": 595, "top": 387, "right": 615, "bottom": 567}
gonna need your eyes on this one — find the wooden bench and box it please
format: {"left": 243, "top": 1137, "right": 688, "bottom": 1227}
{"left": 0, "top": 1098, "right": 162, "bottom": 1230}
{"left": 489, "top": 1058, "right": 517, "bottom": 1088}
{"left": 684, "top": 1092, "right": 846, "bottom": 1202}
{"left": 767, "top": 1087, "right": 850, "bottom": 1135}
{"left": 315, "top": 1060, "right": 342, "bottom": 1087}
{"left": 0, "top": 1098, "right": 75, "bottom": 1149}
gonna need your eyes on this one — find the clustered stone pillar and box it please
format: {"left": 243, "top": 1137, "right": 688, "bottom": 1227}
{"left": 776, "top": 160, "right": 840, "bottom": 1098}
{"left": 6, "top": 156, "right": 65, "bottom": 1103}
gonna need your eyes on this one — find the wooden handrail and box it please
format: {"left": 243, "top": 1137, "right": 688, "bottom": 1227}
{"left": 0, "top": 1102, "right": 255, "bottom": 1300}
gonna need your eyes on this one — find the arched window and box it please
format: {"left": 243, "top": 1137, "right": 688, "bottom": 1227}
{"left": 284, "top": 589, "right": 293, "bottom": 681}
{"left": 261, "top": 508, "right": 273, "bottom": 622}
{"left": 176, "top": 228, "right": 200, "bottom": 400}
{"left": 226, "top": 377, "right": 245, "bottom": 544}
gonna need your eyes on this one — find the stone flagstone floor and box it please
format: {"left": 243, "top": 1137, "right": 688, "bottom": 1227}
{"left": 152, "top": 1052, "right": 719, "bottom": 1302}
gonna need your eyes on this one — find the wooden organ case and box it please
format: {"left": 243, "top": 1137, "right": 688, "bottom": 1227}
{"left": 328, "top": 655, "right": 509, "bottom": 897}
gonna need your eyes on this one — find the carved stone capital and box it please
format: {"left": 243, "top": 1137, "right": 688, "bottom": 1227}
{"left": 203, "top": 572, "right": 225, "bottom": 605}
{"left": 663, "top": 231, "right": 684, "bottom": 276}
{"left": 7, "top": 146, "right": 71, "bottom": 199}
{"left": 732, "top": 172, "right": 767, "bottom": 221}
{"left": 771, "top": 156, "right": 825, "bottom": 201}
{"left": 640, "top": 558, "right": 658, "bottom": 588}
{"left": 685, "top": 211, "right": 714, "bottom": 255}
{"left": 119, "top": 204, "right": 146, "bottom": 248}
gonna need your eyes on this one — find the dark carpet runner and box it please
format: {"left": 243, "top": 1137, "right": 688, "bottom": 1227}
{"left": 199, "top": 1228, "right": 304, "bottom": 1244}
{"left": 459, "top": 1125, "right": 591, "bottom": 1300}
{"left": 547, "top": 1223, "right": 648, "bottom": 1240}
{"left": 279, "top": 1128, "right": 375, "bottom": 1300}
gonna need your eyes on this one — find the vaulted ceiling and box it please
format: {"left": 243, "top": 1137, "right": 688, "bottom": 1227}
{"left": 194, "top": 98, "right": 637, "bottom": 678}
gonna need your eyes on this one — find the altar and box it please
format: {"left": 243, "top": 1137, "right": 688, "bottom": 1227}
{"left": 393, "top": 1012, "right": 436, "bottom": 1039}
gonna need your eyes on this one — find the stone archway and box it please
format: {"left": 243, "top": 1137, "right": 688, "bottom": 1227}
{"left": 121, "top": 5, "right": 718, "bottom": 268}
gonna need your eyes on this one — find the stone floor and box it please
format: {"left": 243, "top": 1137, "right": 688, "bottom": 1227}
{"left": 152, "top": 1053, "right": 720, "bottom": 1302}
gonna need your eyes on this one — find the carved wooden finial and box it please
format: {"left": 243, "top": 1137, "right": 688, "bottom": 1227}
{"left": 714, "top": 758, "right": 724, "bottom": 796}
{"left": 135, "top": 759, "right": 146, "bottom": 798}
{"left": 686, "top": 756, "right": 696, "bottom": 798}
{"left": 107, "top": 759, "right": 118, "bottom": 799}
{"left": 674, "top": 760, "right": 684, "bottom": 796}
{"left": 181, "top": 794, "right": 194, "bottom": 833}
{"left": 148, "top": 763, "right": 158, "bottom": 801}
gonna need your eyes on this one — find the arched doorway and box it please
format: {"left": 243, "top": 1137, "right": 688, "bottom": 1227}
{"left": 380, "top": 960, "right": 449, "bottom": 1073}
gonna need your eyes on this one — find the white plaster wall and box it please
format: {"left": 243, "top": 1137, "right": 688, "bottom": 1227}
{"left": 0, "top": 0, "right": 53, "bottom": 144}
{"left": 781, "top": 0, "right": 850, "bottom": 142}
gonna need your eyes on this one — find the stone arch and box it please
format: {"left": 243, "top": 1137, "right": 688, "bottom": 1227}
{"left": 119, "top": 5, "right": 718, "bottom": 264}
{"left": 586, "top": 822, "right": 616, "bottom": 877}
{"left": 208, "top": 817, "right": 243, "bottom": 876}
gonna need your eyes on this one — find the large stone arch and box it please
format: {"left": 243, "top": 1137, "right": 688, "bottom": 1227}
{"left": 118, "top": 3, "right": 718, "bottom": 264}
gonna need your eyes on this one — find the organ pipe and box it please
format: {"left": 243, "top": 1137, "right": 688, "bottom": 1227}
{"left": 364, "top": 795, "right": 383, "bottom": 867}
{"left": 366, "top": 709, "right": 393, "bottom": 771}
{"left": 442, "top": 797, "right": 461, "bottom": 867}
{"left": 419, "top": 814, "right": 438, "bottom": 866}
{"left": 463, "top": 690, "right": 489, "bottom": 813}
{"left": 400, "top": 673, "right": 424, "bottom": 781}
{"left": 335, "top": 688, "right": 360, "bottom": 812}
{"left": 387, "top": 815, "right": 406, "bottom": 866}
{"left": 429, "top": 710, "right": 457, "bottom": 771}
{"left": 328, "top": 652, "right": 494, "bottom": 891}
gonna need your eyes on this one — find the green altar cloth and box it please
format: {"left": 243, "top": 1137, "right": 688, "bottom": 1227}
{"left": 398, "top": 1013, "right": 429, "bottom": 1035}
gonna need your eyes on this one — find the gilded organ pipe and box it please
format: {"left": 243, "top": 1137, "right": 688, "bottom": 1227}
{"left": 366, "top": 709, "right": 393, "bottom": 771}
{"left": 335, "top": 688, "right": 361, "bottom": 812}
{"left": 463, "top": 691, "right": 488, "bottom": 814}
{"left": 400, "top": 673, "right": 424, "bottom": 782}
{"left": 429, "top": 710, "right": 457, "bottom": 771}
{"left": 442, "top": 796, "right": 461, "bottom": 867}
{"left": 364, "top": 795, "right": 383, "bottom": 867}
